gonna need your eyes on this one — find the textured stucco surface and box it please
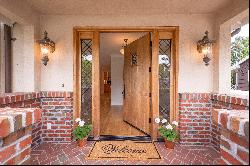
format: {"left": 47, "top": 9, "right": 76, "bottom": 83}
{"left": 39, "top": 14, "right": 215, "bottom": 92}
{"left": 215, "top": 9, "right": 249, "bottom": 94}
{"left": 0, "top": 0, "right": 249, "bottom": 95}
{"left": 0, "top": 0, "right": 41, "bottom": 92}
{"left": 212, "top": 1, "right": 249, "bottom": 94}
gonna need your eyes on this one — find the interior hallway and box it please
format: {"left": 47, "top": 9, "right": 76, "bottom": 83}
{"left": 100, "top": 93, "right": 146, "bottom": 136}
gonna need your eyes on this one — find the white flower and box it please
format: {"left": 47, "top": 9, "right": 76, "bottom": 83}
{"left": 172, "top": 121, "right": 178, "bottom": 126}
{"left": 161, "top": 119, "right": 167, "bottom": 124}
{"left": 75, "top": 118, "right": 81, "bottom": 123}
{"left": 79, "top": 120, "right": 85, "bottom": 127}
{"left": 155, "top": 118, "right": 161, "bottom": 124}
{"left": 165, "top": 124, "right": 173, "bottom": 130}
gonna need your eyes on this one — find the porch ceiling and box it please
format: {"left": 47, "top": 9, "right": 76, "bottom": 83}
{"left": 26, "top": 0, "right": 235, "bottom": 15}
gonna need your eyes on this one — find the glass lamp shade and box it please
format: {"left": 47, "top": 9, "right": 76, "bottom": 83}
{"left": 120, "top": 48, "right": 124, "bottom": 55}
{"left": 39, "top": 31, "right": 55, "bottom": 54}
{"left": 201, "top": 44, "right": 212, "bottom": 55}
{"left": 39, "top": 31, "right": 55, "bottom": 66}
{"left": 197, "top": 31, "right": 215, "bottom": 66}
{"left": 197, "top": 31, "right": 214, "bottom": 55}
{"left": 40, "top": 44, "right": 50, "bottom": 54}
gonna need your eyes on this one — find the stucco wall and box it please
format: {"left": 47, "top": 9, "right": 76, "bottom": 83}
{"left": 213, "top": 1, "right": 249, "bottom": 94}
{"left": 0, "top": 0, "right": 41, "bottom": 92}
{"left": 0, "top": 0, "right": 248, "bottom": 95}
{"left": 216, "top": 9, "right": 249, "bottom": 95}
{"left": 40, "top": 14, "right": 215, "bottom": 93}
{"left": 11, "top": 24, "right": 37, "bottom": 92}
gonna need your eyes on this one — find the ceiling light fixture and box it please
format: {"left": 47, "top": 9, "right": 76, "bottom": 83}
{"left": 120, "top": 39, "right": 128, "bottom": 55}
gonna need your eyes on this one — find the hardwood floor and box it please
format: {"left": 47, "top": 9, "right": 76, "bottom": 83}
{"left": 100, "top": 93, "right": 146, "bottom": 136}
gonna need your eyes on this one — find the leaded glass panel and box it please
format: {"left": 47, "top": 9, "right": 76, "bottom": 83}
{"left": 81, "top": 39, "right": 92, "bottom": 124}
{"left": 159, "top": 39, "right": 171, "bottom": 120}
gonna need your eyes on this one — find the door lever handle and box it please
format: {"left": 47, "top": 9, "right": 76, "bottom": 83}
{"left": 122, "top": 85, "right": 125, "bottom": 99}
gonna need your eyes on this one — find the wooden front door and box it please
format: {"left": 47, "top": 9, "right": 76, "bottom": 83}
{"left": 123, "top": 33, "right": 151, "bottom": 135}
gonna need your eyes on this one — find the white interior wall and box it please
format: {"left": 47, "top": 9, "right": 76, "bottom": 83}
{"left": 111, "top": 55, "right": 124, "bottom": 105}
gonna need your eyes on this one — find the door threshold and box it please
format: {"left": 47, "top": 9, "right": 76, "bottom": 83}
{"left": 87, "top": 135, "right": 151, "bottom": 141}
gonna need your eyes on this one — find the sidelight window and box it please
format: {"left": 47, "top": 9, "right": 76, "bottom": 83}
{"left": 81, "top": 39, "right": 92, "bottom": 124}
{"left": 158, "top": 39, "right": 171, "bottom": 121}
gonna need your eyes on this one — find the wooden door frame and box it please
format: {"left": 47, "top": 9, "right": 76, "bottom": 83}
{"left": 73, "top": 26, "right": 179, "bottom": 141}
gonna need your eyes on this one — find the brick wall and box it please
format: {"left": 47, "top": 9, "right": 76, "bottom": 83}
{"left": 31, "top": 121, "right": 42, "bottom": 148}
{"left": 210, "top": 94, "right": 249, "bottom": 151}
{"left": 179, "top": 93, "right": 212, "bottom": 146}
{"left": 0, "top": 92, "right": 73, "bottom": 145}
{"left": 179, "top": 93, "right": 249, "bottom": 149}
{"left": 0, "top": 91, "right": 248, "bottom": 155}
{"left": 0, "top": 128, "right": 32, "bottom": 165}
{"left": 212, "top": 109, "right": 249, "bottom": 165}
{"left": 40, "top": 91, "right": 73, "bottom": 143}
{"left": 0, "top": 92, "right": 40, "bottom": 108}
{"left": 0, "top": 93, "right": 42, "bottom": 149}
{"left": 0, "top": 108, "right": 42, "bottom": 165}
{"left": 211, "top": 94, "right": 249, "bottom": 110}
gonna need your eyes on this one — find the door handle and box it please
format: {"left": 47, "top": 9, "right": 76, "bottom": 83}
{"left": 122, "top": 85, "right": 125, "bottom": 99}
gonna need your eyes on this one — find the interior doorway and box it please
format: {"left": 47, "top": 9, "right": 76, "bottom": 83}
{"left": 100, "top": 32, "right": 150, "bottom": 137}
{"left": 73, "top": 27, "right": 179, "bottom": 141}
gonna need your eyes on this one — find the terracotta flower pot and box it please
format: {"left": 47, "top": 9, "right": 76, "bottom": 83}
{"left": 78, "top": 138, "right": 87, "bottom": 147}
{"left": 164, "top": 138, "right": 175, "bottom": 149}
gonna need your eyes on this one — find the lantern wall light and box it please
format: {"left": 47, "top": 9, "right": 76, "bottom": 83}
{"left": 39, "top": 31, "right": 55, "bottom": 66}
{"left": 197, "top": 31, "right": 215, "bottom": 66}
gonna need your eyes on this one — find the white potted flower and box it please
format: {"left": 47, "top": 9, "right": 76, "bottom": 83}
{"left": 155, "top": 118, "right": 179, "bottom": 149}
{"left": 73, "top": 118, "right": 92, "bottom": 147}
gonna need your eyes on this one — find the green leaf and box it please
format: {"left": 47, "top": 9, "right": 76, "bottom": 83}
{"left": 158, "top": 126, "right": 178, "bottom": 142}
{"left": 231, "top": 36, "right": 249, "bottom": 66}
{"left": 73, "top": 124, "right": 92, "bottom": 140}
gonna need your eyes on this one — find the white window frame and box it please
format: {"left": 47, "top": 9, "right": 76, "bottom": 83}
{"left": 218, "top": 9, "right": 249, "bottom": 100}
{"left": 230, "top": 22, "right": 249, "bottom": 95}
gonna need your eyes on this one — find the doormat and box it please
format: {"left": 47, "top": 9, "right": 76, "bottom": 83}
{"left": 86, "top": 141, "right": 161, "bottom": 160}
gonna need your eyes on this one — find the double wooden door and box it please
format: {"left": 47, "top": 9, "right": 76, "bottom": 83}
{"left": 123, "top": 33, "right": 151, "bottom": 135}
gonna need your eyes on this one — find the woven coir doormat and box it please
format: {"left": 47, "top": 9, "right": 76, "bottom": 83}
{"left": 86, "top": 141, "right": 161, "bottom": 160}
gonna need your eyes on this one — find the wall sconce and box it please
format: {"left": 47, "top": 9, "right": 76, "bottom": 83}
{"left": 39, "top": 31, "right": 55, "bottom": 66}
{"left": 120, "top": 39, "right": 128, "bottom": 55}
{"left": 197, "top": 31, "right": 215, "bottom": 66}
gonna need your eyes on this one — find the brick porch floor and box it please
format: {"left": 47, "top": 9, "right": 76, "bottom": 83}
{"left": 23, "top": 141, "right": 221, "bottom": 165}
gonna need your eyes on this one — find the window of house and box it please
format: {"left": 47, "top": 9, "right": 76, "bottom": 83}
{"left": 231, "top": 23, "right": 249, "bottom": 92}
{"left": 3, "top": 24, "right": 12, "bottom": 93}
{"left": 0, "top": 22, "right": 13, "bottom": 93}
